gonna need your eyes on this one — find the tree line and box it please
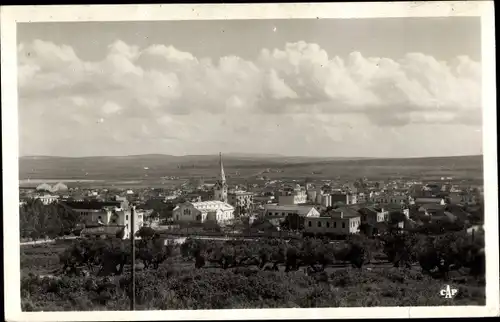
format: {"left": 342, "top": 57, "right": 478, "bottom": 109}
{"left": 56, "top": 227, "right": 484, "bottom": 281}
{"left": 20, "top": 199, "right": 82, "bottom": 240}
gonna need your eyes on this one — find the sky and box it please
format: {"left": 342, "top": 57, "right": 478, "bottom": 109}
{"left": 17, "top": 18, "right": 483, "bottom": 158}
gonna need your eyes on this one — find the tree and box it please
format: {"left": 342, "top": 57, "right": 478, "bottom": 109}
{"left": 20, "top": 198, "right": 82, "bottom": 239}
{"left": 136, "top": 227, "right": 157, "bottom": 240}
{"left": 280, "top": 213, "right": 304, "bottom": 231}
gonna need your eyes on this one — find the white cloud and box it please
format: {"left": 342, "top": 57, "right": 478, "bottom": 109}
{"left": 101, "top": 101, "right": 123, "bottom": 115}
{"left": 17, "top": 39, "right": 482, "bottom": 157}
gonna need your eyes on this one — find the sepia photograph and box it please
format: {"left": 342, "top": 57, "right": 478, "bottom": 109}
{"left": 2, "top": 2, "right": 498, "bottom": 321}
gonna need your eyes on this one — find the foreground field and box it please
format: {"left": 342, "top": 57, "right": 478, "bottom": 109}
{"left": 20, "top": 239, "right": 485, "bottom": 311}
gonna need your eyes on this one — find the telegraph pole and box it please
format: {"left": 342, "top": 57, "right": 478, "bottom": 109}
{"left": 130, "top": 205, "right": 136, "bottom": 311}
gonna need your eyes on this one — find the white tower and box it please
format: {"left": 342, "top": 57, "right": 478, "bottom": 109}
{"left": 214, "top": 152, "right": 228, "bottom": 203}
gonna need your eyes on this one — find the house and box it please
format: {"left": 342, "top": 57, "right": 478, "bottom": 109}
{"left": 304, "top": 207, "right": 361, "bottom": 236}
{"left": 80, "top": 225, "right": 125, "bottom": 239}
{"left": 35, "top": 194, "right": 59, "bottom": 205}
{"left": 371, "top": 194, "right": 408, "bottom": 205}
{"left": 358, "top": 206, "right": 389, "bottom": 225}
{"left": 228, "top": 191, "right": 254, "bottom": 209}
{"left": 429, "top": 212, "right": 457, "bottom": 225}
{"left": 356, "top": 193, "right": 368, "bottom": 204}
{"left": 445, "top": 204, "right": 472, "bottom": 223}
{"left": 62, "top": 201, "right": 143, "bottom": 239}
{"left": 263, "top": 204, "right": 321, "bottom": 219}
{"left": 418, "top": 204, "right": 446, "bottom": 216}
{"left": 412, "top": 197, "right": 445, "bottom": 206}
{"left": 253, "top": 194, "right": 275, "bottom": 205}
{"left": 330, "top": 192, "right": 357, "bottom": 205}
{"left": 278, "top": 189, "right": 307, "bottom": 205}
{"left": 382, "top": 203, "right": 410, "bottom": 220}
{"left": 172, "top": 200, "right": 234, "bottom": 225}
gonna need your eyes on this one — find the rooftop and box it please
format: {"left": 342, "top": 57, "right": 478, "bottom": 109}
{"left": 189, "top": 200, "right": 235, "bottom": 211}
{"left": 62, "top": 201, "right": 122, "bottom": 210}
{"left": 228, "top": 191, "right": 254, "bottom": 195}
{"left": 264, "top": 204, "right": 315, "bottom": 211}
{"left": 414, "top": 197, "right": 444, "bottom": 204}
{"left": 323, "top": 206, "right": 360, "bottom": 219}
{"left": 419, "top": 204, "right": 446, "bottom": 211}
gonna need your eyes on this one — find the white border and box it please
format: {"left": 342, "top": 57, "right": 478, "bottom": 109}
{"left": 2, "top": 2, "right": 498, "bottom": 321}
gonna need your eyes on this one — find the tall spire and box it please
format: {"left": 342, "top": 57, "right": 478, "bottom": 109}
{"left": 219, "top": 152, "right": 226, "bottom": 184}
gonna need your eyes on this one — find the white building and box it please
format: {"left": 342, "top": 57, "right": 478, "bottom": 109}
{"left": 228, "top": 191, "right": 254, "bottom": 208}
{"left": 62, "top": 201, "right": 143, "bottom": 239}
{"left": 278, "top": 191, "right": 307, "bottom": 205}
{"left": 263, "top": 204, "right": 321, "bottom": 218}
{"left": 36, "top": 194, "right": 59, "bottom": 205}
{"left": 172, "top": 200, "right": 235, "bottom": 224}
{"left": 304, "top": 208, "right": 361, "bottom": 236}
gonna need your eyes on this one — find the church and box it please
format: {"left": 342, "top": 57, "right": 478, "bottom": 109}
{"left": 173, "top": 153, "right": 235, "bottom": 225}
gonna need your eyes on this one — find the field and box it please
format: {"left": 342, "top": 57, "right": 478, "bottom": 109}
{"left": 20, "top": 235, "right": 486, "bottom": 311}
{"left": 19, "top": 154, "right": 484, "bottom": 188}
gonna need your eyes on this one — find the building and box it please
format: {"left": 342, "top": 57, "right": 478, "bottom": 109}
{"left": 371, "top": 194, "right": 408, "bottom": 205}
{"left": 412, "top": 197, "right": 446, "bottom": 206}
{"left": 330, "top": 192, "right": 357, "bottom": 205}
{"left": 172, "top": 200, "right": 234, "bottom": 224}
{"left": 319, "top": 194, "right": 333, "bottom": 207}
{"left": 418, "top": 204, "right": 446, "bottom": 216}
{"left": 253, "top": 194, "right": 275, "bottom": 205}
{"left": 304, "top": 207, "right": 361, "bottom": 236}
{"left": 356, "top": 193, "right": 368, "bottom": 204}
{"left": 62, "top": 201, "right": 143, "bottom": 239}
{"left": 358, "top": 206, "right": 390, "bottom": 226}
{"left": 35, "top": 194, "right": 59, "bottom": 205}
{"left": 306, "top": 190, "right": 317, "bottom": 203}
{"left": 263, "top": 204, "right": 321, "bottom": 219}
{"left": 213, "top": 153, "right": 228, "bottom": 203}
{"left": 278, "top": 191, "right": 307, "bottom": 205}
{"left": 228, "top": 191, "right": 254, "bottom": 211}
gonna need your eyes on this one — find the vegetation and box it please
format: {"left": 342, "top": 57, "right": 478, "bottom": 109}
{"left": 20, "top": 199, "right": 82, "bottom": 240}
{"left": 20, "top": 228, "right": 485, "bottom": 310}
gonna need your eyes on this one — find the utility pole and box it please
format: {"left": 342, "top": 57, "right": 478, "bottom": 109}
{"left": 130, "top": 205, "right": 136, "bottom": 311}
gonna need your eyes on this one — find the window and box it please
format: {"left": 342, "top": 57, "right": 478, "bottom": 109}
{"left": 342, "top": 222, "right": 345, "bottom": 228}
{"left": 318, "top": 221, "right": 322, "bottom": 227}
{"left": 308, "top": 221, "right": 312, "bottom": 227}
{"left": 334, "top": 222, "right": 337, "bottom": 228}
{"left": 326, "top": 221, "right": 330, "bottom": 228}
{"left": 126, "top": 215, "right": 128, "bottom": 220}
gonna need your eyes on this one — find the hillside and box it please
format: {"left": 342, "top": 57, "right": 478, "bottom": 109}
{"left": 19, "top": 154, "right": 484, "bottom": 184}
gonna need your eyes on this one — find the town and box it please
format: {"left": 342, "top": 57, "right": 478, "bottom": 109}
{"left": 19, "top": 153, "right": 484, "bottom": 242}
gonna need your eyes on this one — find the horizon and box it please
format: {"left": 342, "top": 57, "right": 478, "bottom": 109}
{"left": 18, "top": 18, "right": 482, "bottom": 158}
{"left": 19, "top": 152, "right": 484, "bottom": 159}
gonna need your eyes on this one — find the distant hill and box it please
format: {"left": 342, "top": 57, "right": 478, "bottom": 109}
{"left": 19, "top": 154, "right": 483, "bottom": 182}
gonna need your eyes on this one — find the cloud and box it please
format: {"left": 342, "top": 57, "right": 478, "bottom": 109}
{"left": 17, "top": 39, "right": 482, "bottom": 157}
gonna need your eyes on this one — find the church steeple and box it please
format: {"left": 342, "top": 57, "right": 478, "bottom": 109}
{"left": 219, "top": 152, "right": 226, "bottom": 184}
{"left": 214, "top": 152, "right": 228, "bottom": 203}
